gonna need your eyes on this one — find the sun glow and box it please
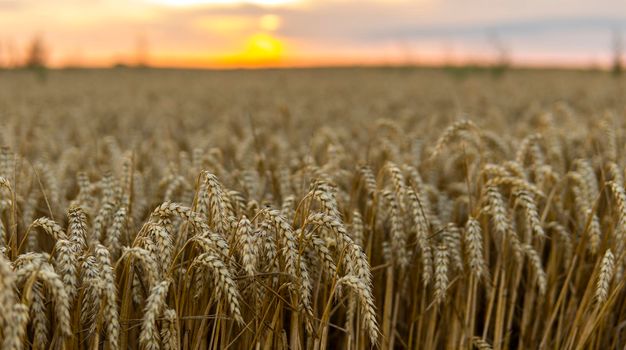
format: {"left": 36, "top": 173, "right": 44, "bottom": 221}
{"left": 245, "top": 33, "right": 284, "bottom": 61}
{"left": 218, "top": 33, "right": 285, "bottom": 66}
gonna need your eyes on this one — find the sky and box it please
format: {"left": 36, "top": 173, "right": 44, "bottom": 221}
{"left": 0, "top": 0, "right": 626, "bottom": 68}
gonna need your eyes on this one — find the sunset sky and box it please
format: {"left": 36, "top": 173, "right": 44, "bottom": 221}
{"left": 0, "top": 0, "right": 625, "bottom": 68}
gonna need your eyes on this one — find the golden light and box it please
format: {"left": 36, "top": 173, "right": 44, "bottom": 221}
{"left": 218, "top": 32, "right": 285, "bottom": 66}
{"left": 245, "top": 33, "right": 283, "bottom": 59}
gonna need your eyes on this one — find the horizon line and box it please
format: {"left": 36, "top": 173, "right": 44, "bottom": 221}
{"left": 1, "top": 62, "right": 616, "bottom": 72}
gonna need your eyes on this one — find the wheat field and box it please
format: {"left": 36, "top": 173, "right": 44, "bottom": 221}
{"left": 0, "top": 68, "right": 626, "bottom": 349}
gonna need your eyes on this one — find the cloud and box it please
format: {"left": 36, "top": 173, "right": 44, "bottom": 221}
{"left": 375, "top": 17, "right": 626, "bottom": 40}
{"left": 155, "top": 1, "right": 626, "bottom": 44}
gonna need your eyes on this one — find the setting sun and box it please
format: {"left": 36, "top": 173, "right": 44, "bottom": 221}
{"left": 246, "top": 33, "right": 283, "bottom": 57}
{"left": 217, "top": 33, "right": 285, "bottom": 66}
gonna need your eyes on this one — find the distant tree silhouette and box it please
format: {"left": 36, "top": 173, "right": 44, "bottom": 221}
{"left": 612, "top": 29, "right": 623, "bottom": 76}
{"left": 25, "top": 35, "right": 47, "bottom": 68}
{"left": 24, "top": 35, "right": 48, "bottom": 81}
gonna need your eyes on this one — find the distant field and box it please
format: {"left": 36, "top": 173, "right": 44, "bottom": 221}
{"left": 1, "top": 68, "right": 626, "bottom": 349}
